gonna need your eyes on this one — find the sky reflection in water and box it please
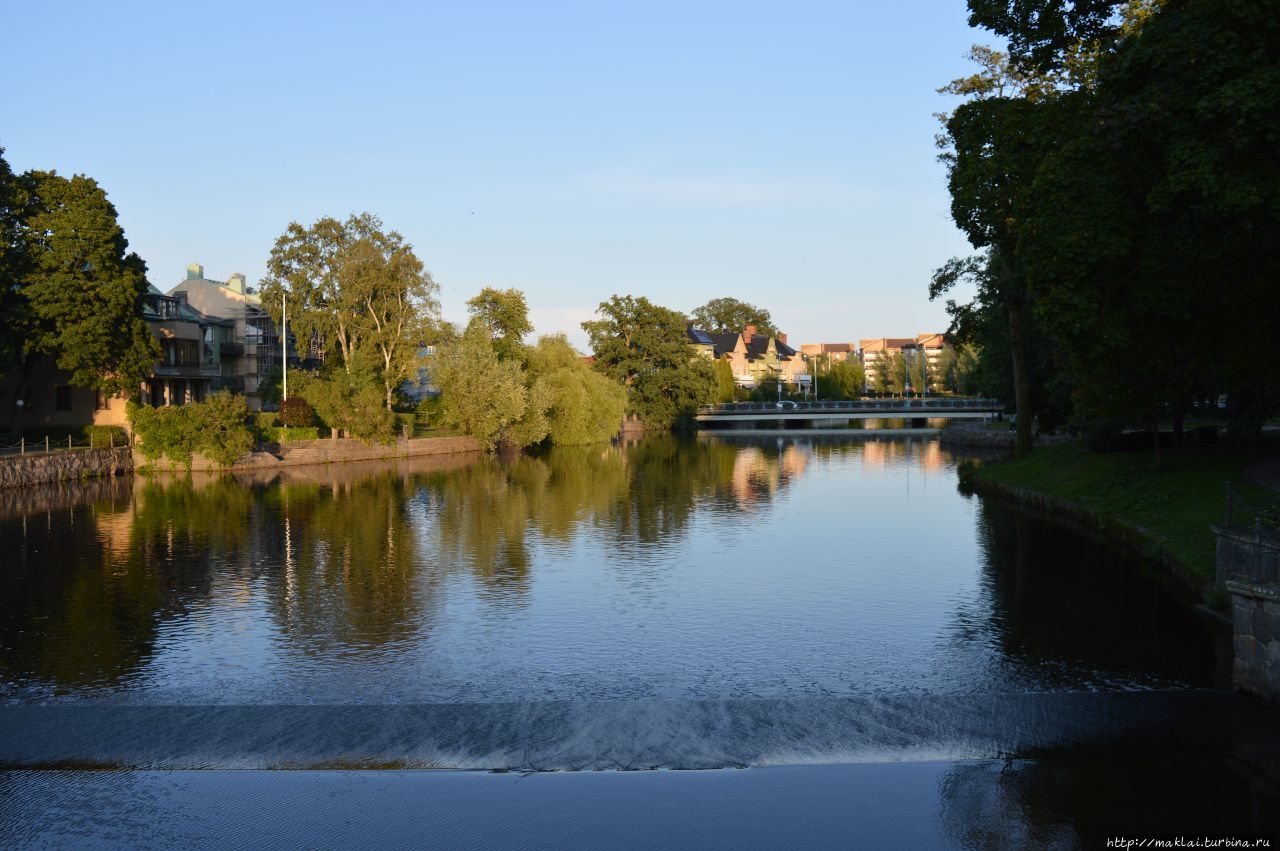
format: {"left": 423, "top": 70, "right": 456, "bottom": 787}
{"left": 0, "top": 435, "right": 1222, "bottom": 705}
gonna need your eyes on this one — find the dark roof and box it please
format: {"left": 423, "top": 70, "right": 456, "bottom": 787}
{"left": 709, "top": 333, "right": 741, "bottom": 357}
{"left": 687, "top": 327, "right": 716, "bottom": 346}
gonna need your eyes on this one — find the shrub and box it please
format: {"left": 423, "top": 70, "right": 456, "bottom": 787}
{"left": 394, "top": 412, "right": 416, "bottom": 437}
{"left": 260, "top": 426, "right": 320, "bottom": 443}
{"left": 254, "top": 411, "right": 280, "bottom": 429}
{"left": 289, "top": 370, "right": 398, "bottom": 443}
{"left": 127, "top": 392, "right": 254, "bottom": 468}
{"left": 279, "top": 396, "right": 315, "bottom": 427}
{"left": 416, "top": 395, "right": 444, "bottom": 428}
{"left": 190, "top": 391, "right": 255, "bottom": 466}
{"left": 1084, "top": 420, "right": 1125, "bottom": 453}
{"left": 83, "top": 424, "right": 128, "bottom": 447}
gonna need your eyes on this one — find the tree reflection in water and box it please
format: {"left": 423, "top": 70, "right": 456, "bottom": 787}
{"left": 0, "top": 439, "right": 845, "bottom": 695}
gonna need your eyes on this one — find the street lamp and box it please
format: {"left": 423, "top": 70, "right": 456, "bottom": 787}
{"left": 14, "top": 398, "right": 24, "bottom": 441}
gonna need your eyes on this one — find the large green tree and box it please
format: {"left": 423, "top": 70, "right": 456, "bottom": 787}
{"left": 260, "top": 213, "right": 440, "bottom": 408}
{"left": 432, "top": 324, "right": 529, "bottom": 449}
{"left": 582, "top": 295, "right": 717, "bottom": 429}
{"left": 690, "top": 297, "right": 778, "bottom": 337}
{"left": 9, "top": 169, "right": 161, "bottom": 401}
{"left": 466, "top": 287, "right": 533, "bottom": 363}
{"left": 0, "top": 149, "right": 24, "bottom": 372}
{"left": 1016, "top": 0, "right": 1280, "bottom": 446}
{"left": 931, "top": 45, "right": 1081, "bottom": 454}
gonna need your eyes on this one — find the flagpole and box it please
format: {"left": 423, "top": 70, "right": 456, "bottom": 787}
{"left": 282, "top": 291, "right": 288, "bottom": 403}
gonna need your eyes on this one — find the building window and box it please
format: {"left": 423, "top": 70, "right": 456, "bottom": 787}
{"left": 55, "top": 386, "right": 73, "bottom": 412}
{"left": 94, "top": 390, "right": 110, "bottom": 410}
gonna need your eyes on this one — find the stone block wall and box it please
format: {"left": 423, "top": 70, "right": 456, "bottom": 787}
{"left": 0, "top": 448, "right": 133, "bottom": 490}
{"left": 1228, "top": 581, "right": 1280, "bottom": 704}
{"left": 134, "top": 435, "right": 482, "bottom": 472}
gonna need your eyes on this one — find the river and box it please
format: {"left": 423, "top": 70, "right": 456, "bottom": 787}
{"left": 1, "top": 435, "right": 1276, "bottom": 847}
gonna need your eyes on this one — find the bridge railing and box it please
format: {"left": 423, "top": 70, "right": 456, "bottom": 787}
{"left": 697, "top": 398, "right": 1002, "bottom": 415}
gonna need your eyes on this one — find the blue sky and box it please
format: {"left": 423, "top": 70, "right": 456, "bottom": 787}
{"left": 4, "top": 1, "right": 986, "bottom": 349}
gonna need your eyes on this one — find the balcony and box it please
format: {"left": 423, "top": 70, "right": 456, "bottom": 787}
{"left": 153, "top": 363, "right": 222, "bottom": 378}
{"left": 220, "top": 341, "right": 245, "bottom": 357}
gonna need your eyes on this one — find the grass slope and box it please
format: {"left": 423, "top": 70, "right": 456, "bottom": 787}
{"left": 970, "top": 439, "right": 1279, "bottom": 584}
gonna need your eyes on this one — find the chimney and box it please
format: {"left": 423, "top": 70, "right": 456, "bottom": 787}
{"left": 777, "top": 333, "right": 787, "bottom": 345}
{"left": 186, "top": 263, "right": 204, "bottom": 280}
{"left": 228, "top": 273, "right": 246, "bottom": 294}
{"left": 744, "top": 324, "right": 757, "bottom": 340}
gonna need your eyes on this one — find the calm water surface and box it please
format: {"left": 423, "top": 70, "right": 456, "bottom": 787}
{"left": 0, "top": 435, "right": 1222, "bottom": 707}
{"left": 4, "top": 434, "right": 1278, "bottom": 845}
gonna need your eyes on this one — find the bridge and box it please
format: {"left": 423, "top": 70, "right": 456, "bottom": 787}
{"left": 695, "top": 397, "right": 1002, "bottom": 426}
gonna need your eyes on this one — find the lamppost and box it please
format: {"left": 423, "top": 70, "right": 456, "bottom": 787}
{"left": 14, "top": 398, "right": 23, "bottom": 444}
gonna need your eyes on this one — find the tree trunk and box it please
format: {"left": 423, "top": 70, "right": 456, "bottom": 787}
{"left": 1151, "top": 415, "right": 1162, "bottom": 471}
{"left": 1006, "top": 298, "right": 1033, "bottom": 457}
{"left": 1172, "top": 401, "right": 1186, "bottom": 446}
{"left": 8, "top": 356, "right": 36, "bottom": 439}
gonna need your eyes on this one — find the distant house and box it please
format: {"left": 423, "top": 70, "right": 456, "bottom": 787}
{"left": 141, "top": 284, "right": 236, "bottom": 408}
{"left": 0, "top": 282, "right": 236, "bottom": 433}
{"left": 687, "top": 323, "right": 807, "bottom": 389}
{"left": 859, "top": 333, "right": 946, "bottom": 392}
{"left": 167, "top": 263, "right": 312, "bottom": 409}
{"left": 800, "top": 342, "right": 856, "bottom": 364}
{"left": 400, "top": 345, "right": 440, "bottom": 402}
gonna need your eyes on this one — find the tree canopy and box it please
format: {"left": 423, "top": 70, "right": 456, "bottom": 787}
{"left": 259, "top": 213, "right": 440, "bottom": 408}
{"left": 466, "top": 287, "right": 533, "bottom": 362}
{"left": 935, "top": 0, "right": 1280, "bottom": 455}
{"left": 583, "top": 295, "right": 717, "bottom": 429}
{"left": 1, "top": 161, "right": 161, "bottom": 398}
{"left": 689, "top": 297, "right": 778, "bottom": 337}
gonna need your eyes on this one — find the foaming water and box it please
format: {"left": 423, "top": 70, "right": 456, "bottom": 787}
{"left": 0, "top": 436, "right": 1235, "bottom": 768}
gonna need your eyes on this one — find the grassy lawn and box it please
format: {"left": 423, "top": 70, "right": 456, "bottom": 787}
{"left": 970, "top": 437, "right": 1279, "bottom": 583}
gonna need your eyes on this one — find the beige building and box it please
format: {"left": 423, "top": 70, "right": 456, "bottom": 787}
{"left": 689, "top": 324, "right": 808, "bottom": 389}
{"left": 1, "top": 284, "right": 236, "bottom": 433}
{"left": 167, "top": 263, "right": 277, "bottom": 407}
{"left": 859, "top": 333, "right": 947, "bottom": 393}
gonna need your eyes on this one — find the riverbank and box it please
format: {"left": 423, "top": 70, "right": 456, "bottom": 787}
{"left": 135, "top": 434, "right": 482, "bottom": 473}
{"left": 962, "top": 438, "right": 1279, "bottom": 594}
{"left": 939, "top": 418, "right": 1073, "bottom": 450}
{"left": 0, "top": 435, "right": 483, "bottom": 488}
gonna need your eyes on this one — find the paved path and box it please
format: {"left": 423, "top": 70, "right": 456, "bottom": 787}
{"left": 1245, "top": 455, "right": 1280, "bottom": 493}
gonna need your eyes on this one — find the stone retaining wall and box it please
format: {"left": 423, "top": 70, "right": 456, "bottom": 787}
{"left": 939, "top": 421, "right": 1073, "bottom": 450}
{"left": 134, "top": 435, "right": 482, "bottom": 473}
{"left": 0, "top": 448, "right": 133, "bottom": 490}
{"left": 1227, "top": 581, "right": 1280, "bottom": 704}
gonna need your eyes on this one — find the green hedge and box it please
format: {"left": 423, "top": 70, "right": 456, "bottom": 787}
{"left": 83, "top": 424, "right": 128, "bottom": 447}
{"left": 259, "top": 426, "right": 320, "bottom": 443}
{"left": 128, "top": 392, "right": 255, "bottom": 468}
{"left": 253, "top": 411, "right": 280, "bottom": 429}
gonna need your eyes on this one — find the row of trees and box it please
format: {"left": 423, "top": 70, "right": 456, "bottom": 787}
{"left": 931, "top": 0, "right": 1279, "bottom": 456}
{"left": 431, "top": 288, "right": 628, "bottom": 449}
